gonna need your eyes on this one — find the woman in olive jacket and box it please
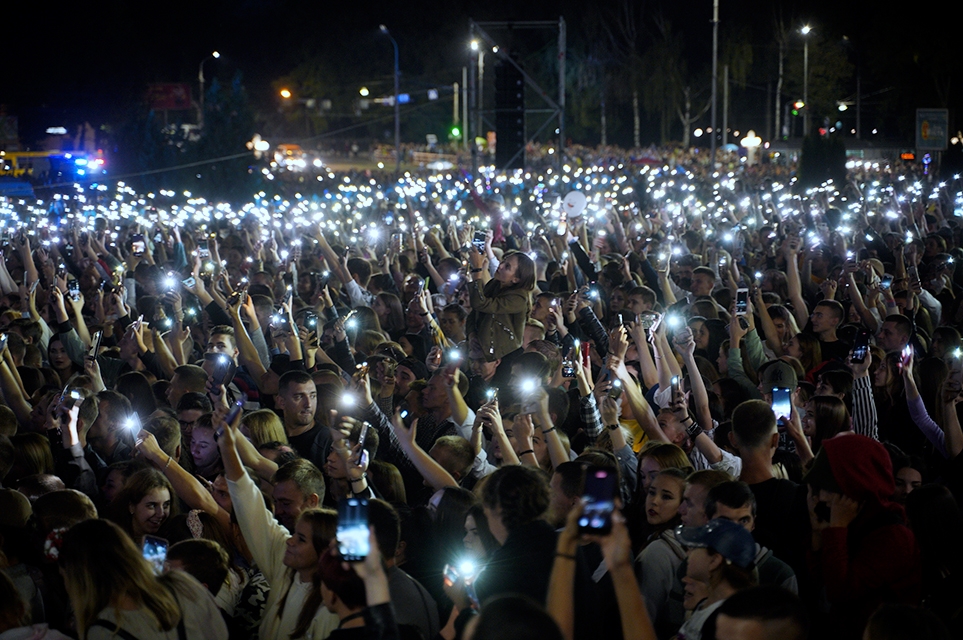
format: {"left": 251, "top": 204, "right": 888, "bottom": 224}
{"left": 466, "top": 247, "right": 536, "bottom": 361}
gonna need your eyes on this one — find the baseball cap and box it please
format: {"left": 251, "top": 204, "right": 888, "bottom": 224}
{"left": 760, "top": 360, "right": 798, "bottom": 393}
{"left": 675, "top": 518, "right": 757, "bottom": 569}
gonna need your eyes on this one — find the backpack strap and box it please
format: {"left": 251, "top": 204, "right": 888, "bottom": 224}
{"left": 89, "top": 620, "right": 143, "bottom": 640}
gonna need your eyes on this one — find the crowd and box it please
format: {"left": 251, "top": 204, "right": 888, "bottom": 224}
{"left": 0, "top": 151, "right": 962, "bottom": 640}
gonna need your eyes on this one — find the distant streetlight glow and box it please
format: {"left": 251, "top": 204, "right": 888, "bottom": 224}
{"left": 470, "top": 40, "right": 479, "bottom": 51}
{"left": 800, "top": 25, "right": 812, "bottom": 35}
{"left": 280, "top": 88, "right": 292, "bottom": 99}
{"left": 359, "top": 87, "right": 369, "bottom": 97}
{"left": 212, "top": 51, "right": 220, "bottom": 59}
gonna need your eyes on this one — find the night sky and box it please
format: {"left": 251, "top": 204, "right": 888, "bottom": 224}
{"left": 2, "top": 0, "right": 961, "bottom": 148}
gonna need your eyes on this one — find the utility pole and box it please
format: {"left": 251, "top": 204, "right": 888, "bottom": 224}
{"left": 709, "top": 0, "right": 719, "bottom": 165}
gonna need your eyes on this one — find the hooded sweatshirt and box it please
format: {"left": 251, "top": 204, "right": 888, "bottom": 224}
{"left": 811, "top": 434, "right": 921, "bottom": 636}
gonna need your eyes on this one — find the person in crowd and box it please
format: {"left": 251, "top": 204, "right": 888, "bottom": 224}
{"left": 803, "top": 434, "right": 922, "bottom": 637}
{"left": 2, "top": 145, "right": 963, "bottom": 640}
{"left": 59, "top": 519, "right": 228, "bottom": 640}
{"left": 676, "top": 518, "right": 759, "bottom": 640}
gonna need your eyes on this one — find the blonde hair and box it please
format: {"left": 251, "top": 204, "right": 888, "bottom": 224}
{"left": 241, "top": 409, "right": 288, "bottom": 447}
{"left": 60, "top": 519, "right": 181, "bottom": 638}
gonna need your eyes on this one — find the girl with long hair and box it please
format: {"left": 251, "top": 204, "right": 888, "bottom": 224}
{"left": 373, "top": 293, "right": 406, "bottom": 341}
{"left": 59, "top": 519, "right": 227, "bottom": 640}
{"left": 108, "top": 468, "right": 177, "bottom": 542}
{"left": 635, "top": 468, "right": 689, "bottom": 638}
{"left": 217, "top": 411, "right": 340, "bottom": 640}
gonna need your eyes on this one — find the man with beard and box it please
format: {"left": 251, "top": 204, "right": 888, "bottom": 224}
{"left": 275, "top": 370, "right": 331, "bottom": 469}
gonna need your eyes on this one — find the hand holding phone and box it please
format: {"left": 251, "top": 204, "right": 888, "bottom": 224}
{"left": 578, "top": 466, "right": 617, "bottom": 535}
{"left": 337, "top": 498, "right": 370, "bottom": 562}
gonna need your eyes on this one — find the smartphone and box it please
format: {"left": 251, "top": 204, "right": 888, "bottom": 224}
{"left": 131, "top": 234, "right": 146, "bottom": 257}
{"left": 88, "top": 330, "right": 103, "bottom": 359}
{"left": 908, "top": 265, "right": 919, "bottom": 283}
{"left": 181, "top": 276, "right": 196, "bottom": 289}
{"left": 670, "top": 375, "right": 680, "bottom": 399}
{"left": 581, "top": 342, "right": 591, "bottom": 370}
{"left": 881, "top": 275, "right": 894, "bottom": 290}
{"left": 304, "top": 312, "right": 319, "bottom": 331}
{"left": 210, "top": 354, "right": 233, "bottom": 388}
{"left": 949, "top": 348, "right": 963, "bottom": 391}
{"left": 198, "top": 239, "right": 210, "bottom": 259}
{"left": 735, "top": 288, "right": 749, "bottom": 316}
{"left": 0, "top": 333, "right": 7, "bottom": 352}
{"left": 900, "top": 344, "right": 913, "bottom": 372}
{"left": 215, "top": 393, "right": 248, "bottom": 440}
{"left": 578, "top": 466, "right": 617, "bottom": 535}
{"left": 771, "top": 386, "right": 792, "bottom": 426}
{"left": 67, "top": 278, "right": 81, "bottom": 301}
{"left": 561, "top": 347, "right": 576, "bottom": 378}
{"left": 851, "top": 331, "right": 871, "bottom": 364}
{"left": 472, "top": 231, "right": 487, "bottom": 252}
{"left": 337, "top": 498, "right": 370, "bottom": 562}
{"left": 142, "top": 535, "right": 168, "bottom": 575}
{"left": 357, "top": 422, "right": 370, "bottom": 451}
{"left": 607, "top": 377, "right": 623, "bottom": 400}
{"left": 271, "top": 311, "right": 292, "bottom": 333}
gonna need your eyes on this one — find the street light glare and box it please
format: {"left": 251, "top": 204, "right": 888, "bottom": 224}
{"left": 801, "top": 25, "right": 812, "bottom": 35}
{"left": 379, "top": 24, "right": 388, "bottom": 34}
{"left": 470, "top": 40, "right": 479, "bottom": 51}
{"left": 359, "top": 87, "right": 369, "bottom": 97}
{"left": 280, "top": 88, "right": 292, "bottom": 99}
{"left": 212, "top": 51, "right": 220, "bottom": 59}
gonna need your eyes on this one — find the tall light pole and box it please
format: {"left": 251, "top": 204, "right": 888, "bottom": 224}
{"left": 709, "top": 0, "right": 719, "bottom": 165}
{"left": 380, "top": 25, "right": 401, "bottom": 175}
{"left": 198, "top": 51, "right": 220, "bottom": 129}
{"left": 801, "top": 25, "right": 812, "bottom": 136}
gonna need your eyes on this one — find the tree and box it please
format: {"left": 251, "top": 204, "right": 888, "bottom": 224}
{"left": 194, "top": 73, "right": 262, "bottom": 202}
{"left": 639, "top": 15, "right": 685, "bottom": 145}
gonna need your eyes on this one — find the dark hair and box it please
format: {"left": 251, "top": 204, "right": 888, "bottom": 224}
{"left": 367, "top": 499, "right": 401, "bottom": 561}
{"left": 273, "top": 458, "right": 326, "bottom": 503}
{"left": 500, "top": 251, "right": 537, "bottom": 293}
{"left": 318, "top": 548, "right": 366, "bottom": 609}
{"left": 814, "top": 299, "right": 845, "bottom": 324}
{"left": 705, "top": 481, "right": 756, "bottom": 519}
{"left": 143, "top": 415, "right": 181, "bottom": 459}
{"left": 167, "top": 539, "right": 229, "bottom": 595}
{"left": 715, "top": 586, "right": 809, "bottom": 640}
{"left": 278, "top": 370, "right": 314, "bottom": 394}
{"left": 905, "top": 484, "right": 963, "bottom": 594}
{"left": 481, "top": 465, "right": 549, "bottom": 532}
{"left": 465, "top": 504, "right": 499, "bottom": 558}
{"left": 116, "top": 371, "right": 157, "bottom": 420}
{"left": 435, "top": 487, "right": 478, "bottom": 563}
{"left": 176, "top": 392, "right": 213, "bottom": 413}
{"left": 471, "top": 595, "right": 563, "bottom": 640}
{"left": 864, "top": 603, "right": 951, "bottom": 640}
{"left": 731, "top": 400, "right": 777, "bottom": 450}
{"left": 806, "top": 395, "right": 850, "bottom": 454}
{"left": 554, "top": 461, "right": 587, "bottom": 499}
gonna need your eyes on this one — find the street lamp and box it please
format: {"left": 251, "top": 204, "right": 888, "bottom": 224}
{"left": 802, "top": 31, "right": 809, "bottom": 136}
{"left": 380, "top": 24, "right": 401, "bottom": 175}
{"left": 280, "top": 88, "right": 292, "bottom": 99}
{"left": 198, "top": 51, "right": 221, "bottom": 129}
